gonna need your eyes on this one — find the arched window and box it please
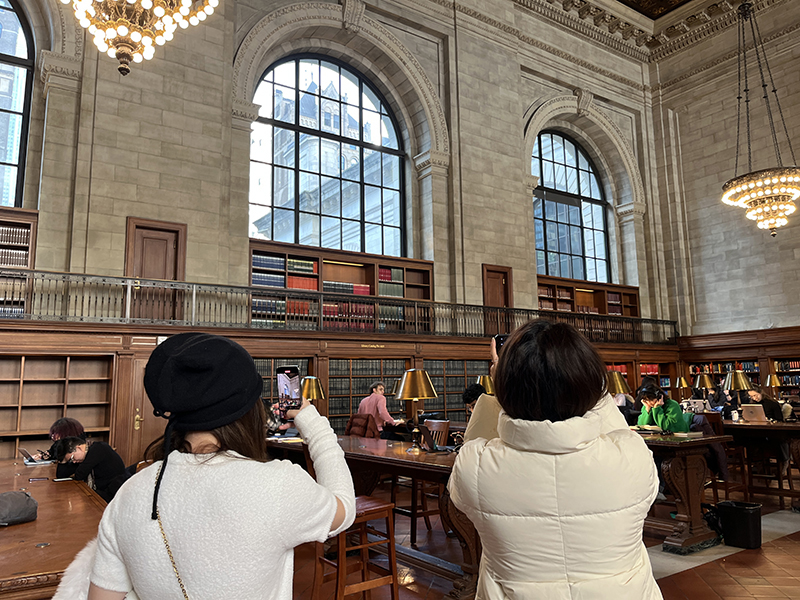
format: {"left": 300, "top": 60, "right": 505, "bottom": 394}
{"left": 249, "top": 56, "right": 404, "bottom": 256}
{"left": 0, "top": 0, "right": 34, "bottom": 208}
{"left": 531, "top": 131, "right": 610, "bottom": 282}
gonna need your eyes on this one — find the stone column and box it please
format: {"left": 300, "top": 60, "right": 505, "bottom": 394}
{"left": 616, "top": 200, "right": 650, "bottom": 316}
{"left": 229, "top": 98, "right": 260, "bottom": 285}
{"left": 413, "top": 149, "right": 452, "bottom": 303}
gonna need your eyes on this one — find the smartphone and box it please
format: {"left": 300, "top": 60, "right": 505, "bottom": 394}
{"left": 276, "top": 365, "right": 302, "bottom": 415}
{"left": 493, "top": 334, "right": 509, "bottom": 352}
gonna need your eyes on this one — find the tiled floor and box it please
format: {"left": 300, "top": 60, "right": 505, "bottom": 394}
{"left": 292, "top": 480, "right": 800, "bottom": 600}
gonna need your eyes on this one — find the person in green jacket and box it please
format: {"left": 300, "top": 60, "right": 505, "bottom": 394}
{"left": 637, "top": 384, "right": 690, "bottom": 433}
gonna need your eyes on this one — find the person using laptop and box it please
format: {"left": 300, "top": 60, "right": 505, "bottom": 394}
{"left": 637, "top": 384, "right": 690, "bottom": 433}
{"left": 747, "top": 384, "right": 784, "bottom": 422}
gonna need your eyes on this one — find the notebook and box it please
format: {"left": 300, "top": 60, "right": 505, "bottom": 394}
{"left": 741, "top": 403, "right": 768, "bottom": 423}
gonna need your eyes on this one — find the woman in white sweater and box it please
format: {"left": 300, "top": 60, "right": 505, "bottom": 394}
{"left": 88, "top": 333, "right": 355, "bottom": 600}
{"left": 448, "top": 320, "right": 661, "bottom": 599}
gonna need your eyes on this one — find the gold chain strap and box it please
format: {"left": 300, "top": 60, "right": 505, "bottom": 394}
{"left": 156, "top": 508, "right": 190, "bottom": 600}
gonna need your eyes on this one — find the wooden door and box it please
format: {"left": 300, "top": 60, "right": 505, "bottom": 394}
{"left": 126, "top": 218, "right": 187, "bottom": 320}
{"left": 482, "top": 265, "right": 513, "bottom": 336}
{"left": 128, "top": 358, "right": 166, "bottom": 463}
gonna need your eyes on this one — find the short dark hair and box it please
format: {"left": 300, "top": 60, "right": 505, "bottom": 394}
{"left": 50, "top": 418, "right": 85, "bottom": 441}
{"left": 494, "top": 319, "right": 606, "bottom": 422}
{"left": 636, "top": 384, "right": 662, "bottom": 403}
{"left": 463, "top": 383, "right": 485, "bottom": 405}
{"left": 52, "top": 437, "right": 86, "bottom": 462}
{"left": 370, "top": 381, "right": 385, "bottom": 393}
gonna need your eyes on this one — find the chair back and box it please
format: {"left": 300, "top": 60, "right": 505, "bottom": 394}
{"left": 703, "top": 410, "right": 724, "bottom": 436}
{"left": 423, "top": 419, "right": 450, "bottom": 447}
{"left": 345, "top": 413, "right": 380, "bottom": 438}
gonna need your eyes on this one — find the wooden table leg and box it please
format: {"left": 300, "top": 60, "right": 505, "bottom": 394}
{"left": 439, "top": 487, "right": 480, "bottom": 599}
{"left": 661, "top": 452, "right": 721, "bottom": 554}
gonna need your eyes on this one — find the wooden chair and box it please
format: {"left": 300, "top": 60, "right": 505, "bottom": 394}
{"left": 304, "top": 445, "right": 400, "bottom": 600}
{"left": 391, "top": 420, "right": 449, "bottom": 546}
{"left": 703, "top": 411, "right": 749, "bottom": 502}
{"left": 747, "top": 445, "right": 794, "bottom": 510}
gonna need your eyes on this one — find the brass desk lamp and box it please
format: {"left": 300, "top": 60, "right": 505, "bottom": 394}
{"left": 606, "top": 370, "right": 631, "bottom": 395}
{"left": 721, "top": 370, "right": 753, "bottom": 392}
{"left": 300, "top": 376, "right": 325, "bottom": 403}
{"left": 395, "top": 369, "right": 438, "bottom": 455}
{"left": 675, "top": 376, "right": 691, "bottom": 401}
{"left": 476, "top": 375, "right": 496, "bottom": 395}
{"left": 693, "top": 373, "right": 717, "bottom": 400}
{"left": 765, "top": 373, "right": 781, "bottom": 399}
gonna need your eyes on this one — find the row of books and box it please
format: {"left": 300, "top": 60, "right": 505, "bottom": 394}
{"left": 322, "top": 302, "right": 374, "bottom": 318}
{"left": 252, "top": 254, "right": 286, "bottom": 270}
{"left": 607, "top": 365, "right": 628, "bottom": 374}
{"left": 323, "top": 281, "right": 370, "bottom": 295}
{"left": 424, "top": 360, "right": 490, "bottom": 375}
{"left": 287, "top": 275, "right": 317, "bottom": 290}
{"left": 775, "top": 360, "right": 800, "bottom": 371}
{"left": 607, "top": 292, "right": 622, "bottom": 303}
{"left": 330, "top": 358, "right": 388, "bottom": 376}
{"left": 252, "top": 273, "right": 285, "bottom": 288}
{"left": 378, "top": 306, "right": 404, "bottom": 320}
{"left": 0, "top": 305, "right": 24, "bottom": 319}
{"left": 328, "top": 396, "right": 354, "bottom": 415}
{"left": 324, "top": 321, "right": 375, "bottom": 332}
{"left": 252, "top": 299, "right": 286, "bottom": 314}
{"left": 640, "top": 364, "right": 662, "bottom": 376}
{"left": 378, "top": 267, "right": 404, "bottom": 282}
{"left": 378, "top": 282, "right": 403, "bottom": 297}
{"left": 537, "top": 286, "right": 554, "bottom": 298}
{"left": 780, "top": 375, "right": 800, "bottom": 385}
{"left": 0, "top": 249, "right": 28, "bottom": 267}
{"left": 287, "top": 258, "right": 317, "bottom": 273}
{"left": 0, "top": 226, "right": 30, "bottom": 246}
{"left": 556, "top": 290, "right": 573, "bottom": 299}
{"left": 575, "top": 305, "right": 600, "bottom": 314}
{"left": 689, "top": 362, "right": 760, "bottom": 374}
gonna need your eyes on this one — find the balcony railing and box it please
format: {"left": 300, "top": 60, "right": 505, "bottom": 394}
{"left": 0, "top": 269, "right": 678, "bottom": 344}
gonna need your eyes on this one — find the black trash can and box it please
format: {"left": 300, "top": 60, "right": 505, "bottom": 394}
{"left": 716, "top": 501, "right": 762, "bottom": 549}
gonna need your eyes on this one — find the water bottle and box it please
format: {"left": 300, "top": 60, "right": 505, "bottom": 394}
{"left": 731, "top": 409, "right": 739, "bottom": 422}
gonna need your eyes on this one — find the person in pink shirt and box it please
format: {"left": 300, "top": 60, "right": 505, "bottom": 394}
{"left": 357, "top": 381, "right": 403, "bottom": 439}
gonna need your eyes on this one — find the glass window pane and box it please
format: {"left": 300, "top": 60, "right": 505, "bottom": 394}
{"left": 594, "top": 230, "right": 606, "bottom": 260}
{"left": 249, "top": 204, "right": 271, "bottom": 240}
{"left": 566, "top": 166, "right": 579, "bottom": 194}
{"left": 596, "top": 260, "right": 608, "bottom": 283}
{"left": 298, "top": 133, "right": 318, "bottom": 173}
{"left": 568, "top": 205, "right": 580, "bottom": 225}
{"left": 273, "top": 166, "right": 295, "bottom": 209}
{"left": 383, "top": 189, "right": 400, "bottom": 226}
{"left": 590, "top": 173, "right": 602, "bottom": 199}
{"left": 363, "top": 86, "right": 380, "bottom": 112}
{"left": 343, "top": 104, "right": 359, "bottom": 140}
{"left": 536, "top": 250, "right": 545, "bottom": 274}
{"left": 0, "top": 111, "right": 21, "bottom": 164}
{"left": 586, "top": 258, "right": 596, "bottom": 281}
{"left": 273, "top": 61, "right": 295, "bottom": 87}
{"left": 365, "top": 185, "right": 381, "bottom": 223}
{"left": 548, "top": 252, "right": 560, "bottom": 277}
{"left": 322, "top": 217, "right": 341, "bottom": 249}
{"left": 299, "top": 172, "right": 320, "bottom": 212}
{"left": 563, "top": 138, "right": 576, "bottom": 167}
{"left": 381, "top": 115, "right": 398, "bottom": 150}
{"left": 274, "top": 85, "right": 295, "bottom": 124}
{"left": 384, "top": 227, "right": 401, "bottom": 257}
{"left": 583, "top": 228, "right": 595, "bottom": 256}
{"left": 551, "top": 135, "right": 564, "bottom": 163}
{"left": 593, "top": 204, "right": 604, "bottom": 229}
{"left": 253, "top": 81, "right": 273, "bottom": 119}
{"left": 533, "top": 198, "right": 543, "bottom": 219}
{"left": 363, "top": 109, "right": 381, "bottom": 146}
{"left": 554, "top": 164, "right": 566, "bottom": 191}
{"left": 320, "top": 139, "right": 340, "bottom": 177}
{"left": 299, "top": 59, "right": 319, "bottom": 94}
{"left": 341, "top": 70, "right": 359, "bottom": 105}
{"left": 320, "top": 102, "right": 340, "bottom": 136}
{"left": 273, "top": 208, "right": 295, "bottom": 243}
{"left": 560, "top": 254, "right": 571, "bottom": 278}
{"left": 363, "top": 148, "right": 381, "bottom": 185}
{"left": 342, "top": 219, "right": 360, "bottom": 252}
{"left": 341, "top": 144, "right": 360, "bottom": 181}
{"left": 579, "top": 170, "right": 590, "bottom": 197}
{"left": 534, "top": 218, "right": 544, "bottom": 250}
{"left": 545, "top": 200, "right": 557, "bottom": 220}
{"left": 273, "top": 128, "right": 295, "bottom": 167}
{"left": 542, "top": 161, "right": 554, "bottom": 188}
{"left": 556, "top": 202, "right": 568, "bottom": 223}
{"left": 299, "top": 92, "right": 318, "bottom": 128}
{"left": 572, "top": 256, "right": 584, "bottom": 280}
{"left": 570, "top": 226, "right": 582, "bottom": 254}
{"left": 321, "top": 177, "right": 340, "bottom": 217}
{"left": 558, "top": 223, "right": 570, "bottom": 253}
{"left": 581, "top": 201, "right": 593, "bottom": 228}
{"left": 299, "top": 212, "right": 320, "bottom": 246}
{"left": 540, "top": 134, "right": 553, "bottom": 161}
{"left": 546, "top": 220, "right": 558, "bottom": 249}
{"left": 578, "top": 151, "right": 589, "bottom": 171}
{"left": 342, "top": 180, "right": 360, "bottom": 219}
{"left": 0, "top": 10, "right": 27, "bottom": 59}
{"left": 249, "top": 162, "right": 271, "bottom": 205}
{"left": 250, "top": 123, "right": 272, "bottom": 164}
{"left": 0, "top": 65, "right": 25, "bottom": 113}
{"left": 320, "top": 61, "right": 339, "bottom": 100}
{"left": 382, "top": 154, "right": 400, "bottom": 190}
{"left": 531, "top": 156, "right": 540, "bottom": 178}
{"left": 365, "top": 222, "right": 382, "bottom": 254}
{"left": 532, "top": 138, "right": 540, "bottom": 159}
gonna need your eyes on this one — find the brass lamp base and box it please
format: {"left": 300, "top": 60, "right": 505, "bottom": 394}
{"left": 406, "top": 427, "right": 425, "bottom": 454}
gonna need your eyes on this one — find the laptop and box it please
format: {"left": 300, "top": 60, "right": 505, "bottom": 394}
{"left": 741, "top": 404, "right": 768, "bottom": 423}
{"left": 681, "top": 399, "right": 708, "bottom": 413}
{"left": 18, "top": 448, "right": 54, "bottom": 465}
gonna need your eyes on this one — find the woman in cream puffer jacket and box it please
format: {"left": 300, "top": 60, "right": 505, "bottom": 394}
{"left": 449, "top": 320, "right": 662, "bottom": 599}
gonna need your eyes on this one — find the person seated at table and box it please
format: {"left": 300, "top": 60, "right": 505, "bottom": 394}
{"left": 32, "top": 417, "right": 88, "bottom": 477}
{"left": 637, "top": 384, "right": 690, "bottom": 433}
{"left": 634, "top": 376, "right": 665, "bottom": 411}
{"left": 449, "top": 319, "right": 660, "bottom": 598}
{"left": 747, "top": 384, "right": 784, "bottom": 422}
{"left": 357, "top": 381, "right": 403, "bottom": 440}
{"left": 51, "top": 436, "right": 129, "bottom": 502}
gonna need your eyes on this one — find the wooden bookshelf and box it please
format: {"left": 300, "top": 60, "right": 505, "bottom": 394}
{"left": 686, "top": 360, "right": 760, "bottom": 387}
{"left": 639, "top": 362, "right": 678, "bottom": 398}
{"left": 537, "top": 275, "right": 638, "bottom": 317}
{"left": 773, "top": 359, "right": 800, "bottom": 398}
{"left": 422, "top": 359, "right": 492, "bottom": 422}
{"left": 0, "top": 208, "right": 38, "bottom": 320}
{"left": 0, "top": 354, "right": 114, "bottom": 460}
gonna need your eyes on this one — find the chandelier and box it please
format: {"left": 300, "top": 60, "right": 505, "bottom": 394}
{"left": 720, "top": 1, "right": 800, "bottom": 237}
{"left": 60, "top": 0, "right": 219, "bottom": 75}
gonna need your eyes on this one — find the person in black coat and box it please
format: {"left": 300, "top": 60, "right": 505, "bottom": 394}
{"left": 747, "top": 385, "right": 784, "bottom": 422}
{"left": 52, "top": 437, "right": 129, "bottom": 502}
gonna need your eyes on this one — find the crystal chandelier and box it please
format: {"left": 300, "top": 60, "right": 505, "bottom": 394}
{"left": 60, "top": 0, "right": 219, "bottom": 75}
{"left": 720, "top": 1, "right": 800, "bottom": 237}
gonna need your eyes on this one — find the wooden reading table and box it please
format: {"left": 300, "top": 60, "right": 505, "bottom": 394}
{"left": 0, "top": 460, "right": 105, "bottom": 599}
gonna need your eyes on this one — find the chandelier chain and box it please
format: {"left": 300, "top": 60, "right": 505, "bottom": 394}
{"left": 748, "top": 14, "right": 782, "bottom": 167}
{"left": 735, "top": 11, "right": 745, "bottom": 177}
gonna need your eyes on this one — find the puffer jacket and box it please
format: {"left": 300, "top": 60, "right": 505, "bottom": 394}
{"left": 448, "top": 394, "right": 662, "bottom": 600}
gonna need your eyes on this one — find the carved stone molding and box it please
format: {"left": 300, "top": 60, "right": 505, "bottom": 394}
{"left": 341, "top": 0, "right": 365, "bottom": 33}
{"left": 616, "top": 201, "right": 647, "bottom": 219}
{"left": 232, "top": 3, "right": 450, "bottom": 155}
{"left": 39, "top": 50, "right": 82, "bottom": 95}
{"left": 414, "top": 149, "right": 450, "bottom": 177}
{"left": 574, "top": 87, "right": 594, "bottom": 115}
{"left": 524, "top": 174, "right": 540, "bottom": 192}
{"left": 231, "top": 98, "right": 260, "bottom": 129}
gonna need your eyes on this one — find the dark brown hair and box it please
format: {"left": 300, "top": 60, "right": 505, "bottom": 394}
{"left": 494, "top": 319, "right": 607, "bottom": 422}
{"left": 370, "top": 381, "right": 385, "bottom": 393}
{"left": 51, "top": 437, "right": 86, "bottom": 462}
{"left": 145, "top": 400, "right": 269, "bottom": 463}
{"left": 50, "top": 417, "right": 85, "bottom": 441}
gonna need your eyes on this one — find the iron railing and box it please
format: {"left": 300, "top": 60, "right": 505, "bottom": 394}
{"left": 0, "top": 269, "right": 678, "bottom": 344}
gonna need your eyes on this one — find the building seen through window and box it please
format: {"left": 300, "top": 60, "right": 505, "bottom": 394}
{"left": 0, "top": 0, "right": 33, "bottom": 208}
{"left": 532, "top": 131, "right": 610, "bottom": 283}
{"left": 250, "top": 56, "right": 404, "bottom": 256}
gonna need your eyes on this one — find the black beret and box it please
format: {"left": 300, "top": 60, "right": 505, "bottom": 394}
{"left": 144, "top": 333, "right": 263, "bottom": 431}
